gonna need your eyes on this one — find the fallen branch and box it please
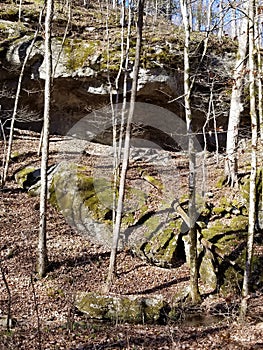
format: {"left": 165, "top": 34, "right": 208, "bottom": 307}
{"left": 0, "top": 261, "right": 12, "bottom": 331}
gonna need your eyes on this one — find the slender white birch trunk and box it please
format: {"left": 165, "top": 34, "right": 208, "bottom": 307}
{"left": 180, "top": 0, "right": 201, "bottom": 304}
{"left": 38, "top": 0, "right": 53, "bottom": 277}
{"left": 256, "top": 1, "right": 263, "bottom": 142}
{"left": 105, "top": 0, "right": 145, "bottom": 291}
{"left": 225, "top": 1, "right": 248, "bottom": 186}
{"left": 240, "top": 0, "right": 257, "bottom": 319}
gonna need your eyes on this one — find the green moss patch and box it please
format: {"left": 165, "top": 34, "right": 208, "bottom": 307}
{"left": 62, "top": 38, "right": 101, "bottom": 71}
{"left": 134, "top": 209, "right": 185, "bottom": 268}
{"left": 14, "top": 166, "right": 37, "bottom": 189}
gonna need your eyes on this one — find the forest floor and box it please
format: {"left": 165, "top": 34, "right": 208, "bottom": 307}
{"left": 0, "top": 130, "right": 263, "bottom": 350}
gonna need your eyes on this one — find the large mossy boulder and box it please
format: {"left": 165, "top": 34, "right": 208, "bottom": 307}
{"left": 52, "top": 163, "right": 188, "bottom": 267}
{"left": 75, "top": 292, "right": 169, "bottom": 324}
{"left": 50, "top": 162, "right": 120, "bottom": 248}
{"left": 240, "top": 168, "right": 262, "bottom": 204}
{"left": 179, "top": 197, "right": 249, "bottom": 294}
{"left": 15, "top": 164, "right": 58, "bottom": 195}
{"left": 16, "top": 162, "right": 188, "bottom": 266}
{"left": 202, "top": 215, "right": 248, "bottom": 251}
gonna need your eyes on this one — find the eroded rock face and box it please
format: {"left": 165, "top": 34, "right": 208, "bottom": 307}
{"left": 0, "top": 28, "right": 236, "bottom": 145}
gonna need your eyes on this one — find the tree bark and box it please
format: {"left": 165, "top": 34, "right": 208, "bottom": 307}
{"left": 180, "top": 0, "right": 201, "bottom": 304}
{"left": 218, "top": 0, "right": 224, "bottom": 40}
{"left": 225, "top": 2, "right": 248, "bottom": 186}
{"left": 38, "top": 0, "right": 53, "bottom": 277}
{"left": 240, "top": 0, "right": 257, "bottom": 319}
{"left": 256, "top": 0, "right": 263, "bottom": 142}
{"left": 18, "top": 0, "right": 22, "bottom": 22}
{"left": 231, "top": 1, "right": 237, "bottom": 39}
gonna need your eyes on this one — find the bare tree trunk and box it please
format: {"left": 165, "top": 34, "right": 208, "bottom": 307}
{"left": 256, "top": 1, "right": 263, "bottom": 142}
{"left": 18, "top": 0, "right": 22, "bottom": 22}
{"left": 1, "top": 9, "right": 43, "bottom": 187}
{"left": 256, "top": 1, "right": 263, "bottom": 244}
{"left": 225, "top": 3, "right": 248, "bottom": 187}
{"left": 180, "top": 0, "right": 201, "bottom": 304}
{"left": 120, "top": 0, "right": 126, "bottom": 27}
{"left": 240, "top": 0, "right": 257, "bottom": 319}
{"left": 30, "top": 274, "right": 42, "bottom": 349}
{"left": 218, "top": 0, "right": 224, "bottom": 40}
{"left": 113, "top": 2, "right": 132, "bottom": 216}
{"left": 38, "top": 0, "right": 53, "bottom": 277}
{"left": 205, "top": 0, "right": 212, "bottom": 33}
{"left": 38, "top": 0, "right": 71, "bottom": 156}
{"left": 231, "top": 1, "right": 237, "bottom": 39}
{"left": 105, "top": 0, "right": 145, "bottom": 291}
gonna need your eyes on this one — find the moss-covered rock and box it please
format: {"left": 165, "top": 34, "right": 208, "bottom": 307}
{"left": 15, "top": 166, "right": 38, "bottom": 189}
{"left": 198, "top": 212, "right": 249, "bottom": 294}
{"left": 199, "top": 248, "right": 217, "bottom": 292}
{"left": 15, "top": 161, "right": 258, "bottom": 296}
{"left": 181, "top": 230, "right": 217, "bottom": 291}
{"left": 219, "top": 264, "right": 243, "bottom": 296}
{"left": 177, "top": 196, "right": 249, "bottom": 294}
{"left": 219, "top": 252, "right": 263, "bottom": 296}
{"left": 212, "top": 197, "right": 246, "bottom": 217}
{"left": 202, "top": 215, "right": 248, "bottom": 252}
{"left": 240, "top": 168, "right": 262, "bottom": 205}
{"left": 49, "top": 162, "right": 115, "bottom": 247}
{"left": 62, "top": 38, "right": 100, "bottom": 71}
{"left": 129, "top": 207, "right": 186, "bottom": 268}
{"left": 215, "top": 175, "right": 227, "bottom": 189}
{"left": 75, "top": 292, "right": 169, "bottom": 324}
{"left": 0, "top": 19, "right": 26, "bottom": 41}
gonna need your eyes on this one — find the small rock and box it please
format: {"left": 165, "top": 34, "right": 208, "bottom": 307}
{"left": 0, "top": 315, "right": 16, "bottom": 328}
{"left": 255, "top": 322, "right": 263, "bottom": 329}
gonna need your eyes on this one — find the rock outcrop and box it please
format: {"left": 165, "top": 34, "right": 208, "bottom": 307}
{"left": 0, "top": 3, "right": 238, "bottom": 150}
{"left": 15, "top": 160, "right": 263, "bottom": 295}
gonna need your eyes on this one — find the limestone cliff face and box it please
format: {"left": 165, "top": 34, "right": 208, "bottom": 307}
{"left": 0, "top": 5, "right": 236, "bottom": 147}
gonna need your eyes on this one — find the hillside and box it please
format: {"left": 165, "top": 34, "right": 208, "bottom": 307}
{"left": 0, "top": 128, "right": 263, "bottom": 349}
{"left": 0, "top": 1, "right": 263, "bottom": 349}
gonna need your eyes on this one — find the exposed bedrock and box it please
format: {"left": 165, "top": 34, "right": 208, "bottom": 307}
{"left": 0, "top": 33, "right": 239, "bottom": 150}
